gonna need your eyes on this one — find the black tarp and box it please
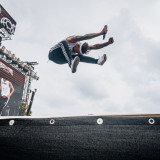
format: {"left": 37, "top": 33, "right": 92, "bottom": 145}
{"left": 0, "top": 115, "right": 160, "bottom": 160}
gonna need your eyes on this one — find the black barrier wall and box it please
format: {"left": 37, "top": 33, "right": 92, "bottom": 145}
{"left": 0, "top": 115, "right": 160, "bottom": 160}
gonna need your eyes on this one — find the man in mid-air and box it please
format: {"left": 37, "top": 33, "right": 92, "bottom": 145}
{"left": 49, "top": 26, "right": 114, "bottom": 73}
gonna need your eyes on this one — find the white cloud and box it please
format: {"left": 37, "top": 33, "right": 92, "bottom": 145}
{"left": 1, "top": 0, "right": 160, "bottom": 116}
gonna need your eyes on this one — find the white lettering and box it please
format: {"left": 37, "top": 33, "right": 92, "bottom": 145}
{"left": 0, "top": 62, "right": 13, "bottom": 76}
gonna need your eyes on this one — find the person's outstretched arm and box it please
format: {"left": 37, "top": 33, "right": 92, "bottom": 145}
{"left": 88, "top": 37, "right": 114, "bottom": 50}
{"left": 66, "top": 26, "right": 107, "bottom": 43}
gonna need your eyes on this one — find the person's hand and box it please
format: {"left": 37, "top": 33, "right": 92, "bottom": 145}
{"left": 100, "top": 26, "right": 108, "bottom": 35}
{"left": 7, "top": 94, "right": 11, "bottom": 98}
{"left": 108, "top": 37, "right": 114, "bottom": 44}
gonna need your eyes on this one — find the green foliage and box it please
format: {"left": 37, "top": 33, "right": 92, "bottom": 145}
{"left": 19, "top": 102, "right": 32, "bottom": 116}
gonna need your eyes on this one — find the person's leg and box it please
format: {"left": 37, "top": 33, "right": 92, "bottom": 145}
{"left": 0, "top": 99, "right": 3, "bottom": 116}
{"left": 49, "top": 41, "right": 80, "bottom": 73}
{"left": 3, "top": 98, "right": 10, "bottom": 116}
{"left": 49, "top": 47, "right": 68, "bottom": 65}
{"left": 72, "top": 54, "right": 98, "bottom": 64}
{"left": 0, "top": 97, "right": 8, "bottom": 116}
{"left": 60, "top": 41, "right": 73, "bottom": 67}
{"left": 4, "top": 105, "right": 10, "bottom": 116}
{"left": 72, "top": 54, "right": 107, "bottom": 65}
{"left": 49, "top": 41, "right": 73, "bottom": 67}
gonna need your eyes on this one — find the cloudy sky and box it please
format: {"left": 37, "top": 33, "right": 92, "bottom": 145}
{"left": 1, "top": 0, "right": 160, "bottom": 117}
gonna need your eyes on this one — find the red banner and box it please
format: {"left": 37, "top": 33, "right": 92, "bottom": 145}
{"left": 0, "top": 58, "right": 25, "bottom": 88}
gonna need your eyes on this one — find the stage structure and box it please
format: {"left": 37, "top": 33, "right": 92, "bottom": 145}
{"left": 0, "top": 46, "right": 39, "bottom": 116}
{"left": 0, "top": 4, "right": 39, "bottom": 116}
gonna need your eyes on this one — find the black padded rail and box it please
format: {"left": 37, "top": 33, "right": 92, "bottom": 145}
{"left": 0, "top": 116, "right": 160, "bottom": 160}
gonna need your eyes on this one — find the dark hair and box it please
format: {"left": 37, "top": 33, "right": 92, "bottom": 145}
{"left": 81, "top": 42, "right": 88, "bottom": 54}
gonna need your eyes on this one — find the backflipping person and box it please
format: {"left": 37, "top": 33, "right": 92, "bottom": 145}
{"left": 0, "top": 78, "right": 15, "bottom": 116}
{"left": 49, "top": 26, "right": 114, "bottom": 73}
